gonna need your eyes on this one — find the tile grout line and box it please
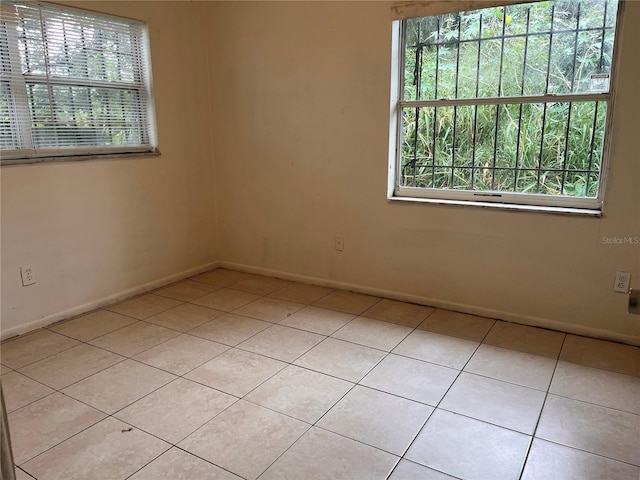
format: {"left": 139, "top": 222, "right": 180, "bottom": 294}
{"left": 387, "top": 319, "right": 499, "bottom": 477}
{"left": 515, "top": 333, "right": 567, "bottom": 480}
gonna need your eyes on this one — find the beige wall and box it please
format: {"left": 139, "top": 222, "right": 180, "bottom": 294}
{"left": 1, "top": 2, "right": 218, "bottom": 336}
{"left": 1, "top": 1, "right": 638, "bottom": 343}
{"left": 209, "top": 1, "right": 639, "bottom": 343}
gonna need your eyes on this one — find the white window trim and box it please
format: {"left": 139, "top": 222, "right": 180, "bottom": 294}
{"left": 388, "top": 1, "right": 623, "bottom": 215}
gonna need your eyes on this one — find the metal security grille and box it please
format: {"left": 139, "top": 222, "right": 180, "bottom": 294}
{"left": 0, "top": 1, "right": 156, "bottom": 161}
{"left": 396, "top": 0, "right": 620, "bottom": 209}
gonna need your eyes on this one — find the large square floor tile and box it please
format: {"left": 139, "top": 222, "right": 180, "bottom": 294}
{"left": 185, "top": 348, "right": 286, "bottom": 397}
{"left": 259, "top": 427, "right": 398, "bottom": 480}
{"left": 312, "top": 290, "right": 380, "bottom": 315}
{"left": 115, "top": 378, "right": 236, "bottom": 443}
{"left": 244, "top": 365, "right": 352, "bottom": 423}
{"left": 179, "top": 401, "right": 309, "bottom": 480}
{"left": 406, "top": 409, "right": 531, "bottom": 480}
{"left": 189, "top": 314, "right": 271, "bottom": 346}
{"left": 536, "top": 394, "right": 640, "bottom": 465}
{"left": 483, "top": 321, "right": 565, "bottom": 358}
{"left": 278, "top": 306, "right": 355, "bottom": 335}
{"left": 231, "top": 275, "right": 291, "bottom": 296}
{"left": 233, "top": 297, "right": 304, "bottom": 323}
{"left": 269, "top": 283, "right": 333, "bottom": 304}
{"left": 521, "top": 439, "right": 640, "bottom": 480}
{"left": 439, "top": 372, "right": 546, "bottom": 434}
{"left": 9, "top": 393, "right": 106, "bottom": 464}
{"left": 62, "top": 360, "right": 176, "bottom": 414}
{"left": 332, "top": 316, "right": 413, "bottom": 351}
{"left": 294, "top": 337, "right": 386, "bottom": 382}
{"left": 237, "top": 324, "right": 324, "bottom": 362}
{"left": 1, "top": 330, "right": 79, "bottom": 369}
{"left": 1, "top": 372, "right": 54, "bottom": 413}
{"left": 153, "top": 280, "right": 220, "bottom": 302}
{"left": 560, "top": 335, "right": 640, "bottom": 377}
{"left": 22, "top": 417, "right": 169, "bottom": 480}
{"left": 48, "top": 310, "right": 136, "bottom": 342}
{"left": 360, "top": 354, "right": 458, "bottom": 405}
{"left": 361, "top": 299, "right": 434, "bottom": 327}
{"left": 392, "top": 329, "right": 479, "bottom": 369}
{"left": 318, "top": 385, "right": 433, "bottom": 455}
{"left": 389, "top": 460, "right": 457, "bottom": 479}
{"left": 190, "top": 269, "right": 253, "bottom": 287}
{"left": 550, "top": 361, "right": 640, "bottom": 414}
{"left": 191, "top": 288, "right": 261, "bottom": 312}
{"left": 129, "top": 447, "right": 242, "bottom": 480}
{"left": 133, "top": 334, "right": 229, "bottom": 375}
{"left": 18, "top": 344, "right": 124, "bottom": 390}
{"left": 464, "top": 344, "right": 557, "bottom": 391}
{"left": 144, "top": 303, "right": 225, "bottom": 332}
{"left": 418, "top": 309, "right": 495, "bottom": 341}
{"left": 105, "top": 294, "right": 182, "bottom": 320}
{"left": 89, "top": 322, "right": 180, "bottom": 357}
{"left": 15, "top": 468, "right": 35, "bottom": 480}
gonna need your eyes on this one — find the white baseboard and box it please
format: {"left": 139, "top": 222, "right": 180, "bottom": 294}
{"left": 4, "top": 259, "right": 638, "bottom": 347}
{"left": 0, "top": 261, "right": 220, "bottom": 341}
{"left": 220, "top": 261, "right": 640, "bottom": 347}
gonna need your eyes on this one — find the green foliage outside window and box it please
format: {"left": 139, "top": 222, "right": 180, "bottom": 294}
{"left": 400, "top": 0, "right": 618, "bottom": 198}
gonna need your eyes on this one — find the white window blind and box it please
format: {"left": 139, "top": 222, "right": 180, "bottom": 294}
{"left": 0, "top": 1, "right": 157, "bottom": 161}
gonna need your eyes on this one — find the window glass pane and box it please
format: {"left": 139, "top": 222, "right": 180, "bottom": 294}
{"left": 403, "top": 0, "right": 619, "bottom": 100}
{"left": 401, "top": 106, "right": 434, "bottom": 187}
{"left": 434, "top": 106, "right": 454, "bottom": 167}
{"left": 437, "top": 44, "right": 457, "bottom": 99}
{"left": 523, "top": 33, "right": 550, "bottom": 96}
{"left": 40, "top": 17, "right": 137, "bottom": 83}
{"left": 548, "top": 33, "right": 576, "bottom": 94}
{"left": 419, "top": 45, "right": 437, "bottom": 100}
{"left": 541, "top": 102, "right": 570, "bottom": 170}
{"left": 500, "top": 37, "right": 526, "bottom": 96}
{"left": 494, "top": 168, "right": 516, "bottom": 192}
{"left": 452, "top": 167, "right": 473, "bottom": 189}
{"left": 0, "top": 23, "right": 10, "bottom": 73}
{"left": 517, "top": 103, "right": 544, "bottom": 170}
{"left": 457, "top": 41, "right": 478, "bottom": 98}
{"left": 495, "top": 104, "right": 520, "bottom": 169}
{"left": 17, "top": 14, "right": 46, "bottom": 75}
{"left": 460, "top": 10, "right": 481, "bottom": 41}
{"left": 0, "top": 81, "right": 16, "bottom": 149}
{"left": 28, "top": 83, "right": 145, "bottom": 148}
{"left": 453, "top": 105, "right": 474, "bottom": 168}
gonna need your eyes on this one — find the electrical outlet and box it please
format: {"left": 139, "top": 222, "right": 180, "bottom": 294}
{"left": 20, "top": 265, "right": 36, "bottom": 286}
{"left": 613, "top": 271, "right": 630, "bottom": 293}
{"left": 335, "top": 236, "right": 344, "bottom": 251}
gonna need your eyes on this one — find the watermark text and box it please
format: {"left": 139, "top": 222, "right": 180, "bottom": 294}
{"left": 602, "top": 236, "right": 639, "bottom": 245}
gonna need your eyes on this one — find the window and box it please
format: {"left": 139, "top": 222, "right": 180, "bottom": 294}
{"left": 0, "top": 1, "right": 157, "bottom": 162}
{"left": 389, "top": 0, "right": 621, "bottom": 212}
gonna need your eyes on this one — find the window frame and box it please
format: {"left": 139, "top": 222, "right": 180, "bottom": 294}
{"left": 0, "top": 1, "right": 158, "bottom": 164}
{"left": 388, "top": 0, "right": 624, "bottom": 215}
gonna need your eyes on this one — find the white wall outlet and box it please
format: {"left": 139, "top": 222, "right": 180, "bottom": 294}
{"left": 613, "top": 271, "right": 630, "bottom": 293}
{"left": 335, "top": 236, "right": 344, "bottom": 251}
{"left": 20, "top": 265, "right": 37, "bottom": 286}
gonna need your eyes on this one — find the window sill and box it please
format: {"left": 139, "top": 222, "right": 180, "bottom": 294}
{"left": 388, "top": 194, "right": 603, "bottom": 217}
{"left": 0, "top": 150, "right": 161, "bottom": 167}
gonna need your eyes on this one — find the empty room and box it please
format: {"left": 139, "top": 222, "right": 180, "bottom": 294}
{"left": 0, "top": 0, "right": 638, "bottom": 479}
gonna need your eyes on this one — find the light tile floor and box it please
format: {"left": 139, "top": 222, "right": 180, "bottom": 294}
{"left": 1, "top": 268, "right": 639, "bottom": 480}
